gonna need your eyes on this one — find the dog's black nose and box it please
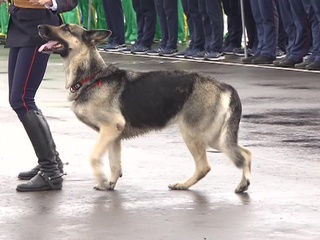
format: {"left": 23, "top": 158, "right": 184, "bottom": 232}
{"left": 38, "top": 25, "right": 44, "bottom": 30}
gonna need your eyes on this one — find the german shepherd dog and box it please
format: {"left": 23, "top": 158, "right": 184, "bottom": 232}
{"left": 38, "top": 24, "right": 251, "bottom": 193}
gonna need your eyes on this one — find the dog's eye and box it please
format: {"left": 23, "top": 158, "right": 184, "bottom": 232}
{"left": 62, "top": 24, "right": 71, "bottom": 32}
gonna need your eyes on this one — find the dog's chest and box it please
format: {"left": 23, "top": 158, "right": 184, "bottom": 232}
{"left": 71, "top": 101, "right": 105, "bottom": 130}
{"left": 72, "top": 103, "right": 95, "bottom": 124}
{"left": 71, "top": 89, "right": 118, "bottom": 131}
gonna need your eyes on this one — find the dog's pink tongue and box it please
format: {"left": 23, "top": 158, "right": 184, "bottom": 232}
{"left": 38, "top": 41, "right": 59, "bottom": 52}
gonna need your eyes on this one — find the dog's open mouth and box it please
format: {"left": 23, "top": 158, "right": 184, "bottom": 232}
{"left": 38, "top": 40, "right": 65, "bottom": 54}
{"left": 37, "top": 25, "right": 69, "bottom": 56}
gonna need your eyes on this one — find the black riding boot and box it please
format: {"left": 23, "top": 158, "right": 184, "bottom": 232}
{"left": 16, "top": 110, "right": 63, "bottom": 192}
{"left": 17, "top": 153, "right": 64, "bottom": 180}
{"left": 18, "top": 109, "right": 64, "bottom": 180}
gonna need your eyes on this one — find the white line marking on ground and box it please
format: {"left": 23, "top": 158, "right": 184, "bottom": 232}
{"left": 99, "top": 50, "right": 320, "bottom": 74}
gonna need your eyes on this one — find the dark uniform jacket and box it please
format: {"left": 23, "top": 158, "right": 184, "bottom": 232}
{"left": 6, "top": 0, "right": 78, "bottom": 47}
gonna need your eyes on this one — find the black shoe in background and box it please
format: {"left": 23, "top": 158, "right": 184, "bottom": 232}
{"left": 251, "top": 55, "right": 274, "bottom": 64}
{"left": 276, "top": 58, "right": 300, "bottom": 68}
{"left": 242, "top": 55, "right": 258, "bottom": 64}
{"left": 273, "top": 56, "right": 288, "bottom": 67}
{"left": 295, "top": 59, "right": 313, "bottom": 69}
{"left": 306, "top": 61, "right": 320, "bottom": 70}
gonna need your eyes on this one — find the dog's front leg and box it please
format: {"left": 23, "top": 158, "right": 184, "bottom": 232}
{"left": 90, "top": 123, "right": 123, "bottom": 191}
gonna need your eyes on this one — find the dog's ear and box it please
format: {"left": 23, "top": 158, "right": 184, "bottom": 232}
{"left": 83, "top": 30, "right": 112, "bottom": 45}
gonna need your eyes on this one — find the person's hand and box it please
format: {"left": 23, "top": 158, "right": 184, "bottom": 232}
{"left": 29, "top": 0, "right": 53, "bottom": 7}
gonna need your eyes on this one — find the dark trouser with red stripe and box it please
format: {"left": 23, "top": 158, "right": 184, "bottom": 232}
{"left": 8, "top": 47, "right": 63, "bottom": 191}
{"left": 8, "top": 47, "right": 49, "bottom": 120}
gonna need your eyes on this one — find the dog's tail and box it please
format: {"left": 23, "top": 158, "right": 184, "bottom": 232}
{"left": 218, "top": 84, "right": 250, "bottom": 169}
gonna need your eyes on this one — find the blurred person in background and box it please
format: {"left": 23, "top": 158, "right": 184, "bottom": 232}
{"left": 176, "top": 0, "right": 205, "bottom": 59}
{"left": 127, "top": 0, "right": 156, "bottom": 54}
{"left": 147, "top": 0, "right": 179, "bottom": 57}
{"left": 193, "top": 0, "right": 224, "bottom": 61}
{"left": 242, "top": 0, "right": 278, "bottom": 64}
{"left": 273, "top": 0, "right": 310, "bottom": 68}
{"left": 295, "top": 0, "right": 320, "bottom": 70}
{"left": 102, "top": 0, "right": 126, "bottom": 51}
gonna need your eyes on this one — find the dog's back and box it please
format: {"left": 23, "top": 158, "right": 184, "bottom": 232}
{"left": 116, "top": 70, "right": 238, "bottom": 139}
{"left": 120, "top": 70, "right": 198, "bottom": 131}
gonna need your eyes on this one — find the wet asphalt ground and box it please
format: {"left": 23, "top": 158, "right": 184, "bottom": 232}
{"left": 0, "top": 46, "right": 319, "bottom": 240}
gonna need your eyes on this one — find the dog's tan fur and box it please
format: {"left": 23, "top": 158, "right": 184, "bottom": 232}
{"left": 38, "top": 24, "right": 252, "bottom": 193}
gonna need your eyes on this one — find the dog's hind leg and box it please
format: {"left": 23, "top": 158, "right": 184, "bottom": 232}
{"left": 90, "top": 123, "right": 123, "bottom": 191}
{"left": 222, "top": 144, "right": 251, "bottom": 193}
{"left": 234, "top": 145, "right": 251, "bottom": 193}
{"left": 106, "top": 139, "right": 122, "bottom": 190}
{"left": 217, "top": 119, "right": 252, "bottom": 193}
{"left": 169, "top": 127, "right": 211, "bottom": 190}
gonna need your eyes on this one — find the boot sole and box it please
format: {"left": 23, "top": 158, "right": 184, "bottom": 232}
{"left": 16, "top": 183, "right": 62, "bottom": 192}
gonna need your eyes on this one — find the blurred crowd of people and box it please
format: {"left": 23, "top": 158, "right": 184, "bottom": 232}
{"left": 1, "top": 0, "right": 320, "bottom": 70}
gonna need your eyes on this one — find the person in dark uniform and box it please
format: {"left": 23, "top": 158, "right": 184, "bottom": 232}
{"left": 231, "top": 0, "right": 258, "bottom": 57}
{"left": 294, "top": 0, "right": 320, "bottom": 70}
{"left": 147, "top": 0, "right": 178, "bottom": 57}
{"left": 129, "top": 0, "right": 156, "bottom": 54}
{"left": 242, "top": 0, "right": 278, "bottom": 64}
{"left": 1, "top": 0, "right": 78, "bottom": 192}
{"left": 274, "top": 0, "right": 310, "bottom": 68}
{"left": 102, "top": 0, "right": 126, "bottom": 52}
{"left": 236, "top": 0, "right": 285, "bottom": 58}
{"left": 221, "top": 0, "right": 242, "bottom": 54}
{"left": 195, "top": 0, "right": 224, "bottom": 61}
{"left": 276, "top": 0, "right": 288, "bottom": 58}
{"left": 176, "top": 0, "right": 204, "bottom": 59}
{"left": 302, "top": 0, "right": 320, "bottom": 70}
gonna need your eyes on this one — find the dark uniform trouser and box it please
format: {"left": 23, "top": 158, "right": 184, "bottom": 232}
{"left": 312, "top": 0, "right": 320, "bottom": 23}
{"left": 311, "top": 0, "right": 320, "bottom": 62}
{"left": 102, "top": 0, "right": 125, "bottom": 45}
{"left": 242, "top": 0, "right": 257, "bottom": 50}
{"left": 154, "top": 0, "right": 178, "bottom": 49}
{"left": 303, "top": 0, "right": 320, "bottom": 62}
{"left": 250, "top": 0, "right": 278, "bottom": 59}
{"left": 132, "top": 0, "right": 156, "bottom": 48}
{"left": 222, "top": 0, "right": 242, "bottom": 48}
{"left": 278, "top": 0, "right": 310, "bottom": 62}
{"left": 221, "top": 0, "right": 258, "bottom": 51}
{"left": 276, "top": 0, "right": 288, "bottom": 53}
{"left": 181, "top": 0, "right": 204, "bottom": 51}
{"left": 8, "top": 47, "right": 50, "bottom": 120}
{"left": 198, "top": 0, "right": 223, "bottom": 53}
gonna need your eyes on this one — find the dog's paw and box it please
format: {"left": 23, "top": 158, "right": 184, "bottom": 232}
{"left": 235, "top": 180, "right": 250, "bottom": 193}
{"left": 93, "top": 182, "right": 107, "bottom": 191}
{"left": 105, "top": 180, "right": 116, "bottom": 190}
{"left": 93, "top": 180, "right": 117, "bottom": 191}
{"left": 168, "top": 183, "right": 189, "bottom": 190}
